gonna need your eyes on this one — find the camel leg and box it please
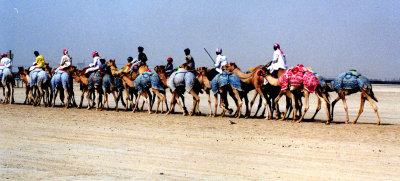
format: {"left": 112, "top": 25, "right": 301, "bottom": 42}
{"left": 152, "top": 89, "right": 163, "bottom": 113}
{"left": 206, "top": 91, "right": 213, "bottom": 116}
{"left": 189, "top": 89, "right": 200, "bottom": 116}
{"left": 213, "top": 94, "right": 218, "bottom": 117}
{"left": 65, "top": 89, "right": 69, "bottom": 109}
{"left": 274, "top": 90, "right": 285, "bottom": 120}
{"left": 311, "top": 96, "right": 321, "bottom": 121}
{"left": 232, "top": 87, "right": 242, "bottom": 118}
{"left": 239, "top": 92, "right": 249, "bottom": 118}
{"left": 85, "top": 90, "right": 91, "bottom": 109}
{"left": 96, "top": 88, "right": 102, "bottom": 111}
{"left": 219, "top": 93, "right": 227, "bottom": 117}
{"left": 103, "top": 89, "right": 109, "bottom": 110}
{"left": 352, "top": 93, "right": 365, "bottom": 125}
{"left": 290, "top": 92, "right": 297, "bottom": 122}
{"left": 338, "top": 92, "right": 349, "bottom": 124}
{"left": 255, "top": 88, "right": 271, "bottom": 120}
{"left": 133, "top": 91, "right": 142, "bottom": 113}
{"left": 177, "top": 95, "right": 187, "bottom": 115}
{"left": 37, "top": 86, "right": 44, "bottom": 106}
{"left": 296, "top": 91, "right": 309, "bottom": 123}
{"left": 330, "top": 95, "right": 340, "bottom": 120}
{"left": 364, "top": 92, "right": 381, "bottom": 125}
{"left": 321, "top": 92, "right": 332, "bottom": 124}
{"left": 29, "top": 86, "right": 35, "bottom": 106}
{"left": 254, "top": 96, "right": 262, "bottom": 118}
{"left": 163, "top": 92, "right": 169, "bottom": 111}
{"left": 248, "top": 92, "right": 259, "bottom": 118}
{"left": 143, "top": 90, "right": 152, "bottom": 114}
{"left": 24, "top": 86, "right": 29, "bottom": 104}
{"left": 112, "top": 91, "right": 118, "bottom": 112}
{"left": 123, "top": 86, "right": 130, "bottom": 111}
{"left": 166, "top": 92, "right": 177, "bottom": 115}
{"left": 51, "top": 89, "right": 58, "bottom": 107}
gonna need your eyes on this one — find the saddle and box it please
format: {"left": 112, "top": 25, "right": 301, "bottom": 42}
{"left": 279, "top": 64, "right": 320, "bottom": 93}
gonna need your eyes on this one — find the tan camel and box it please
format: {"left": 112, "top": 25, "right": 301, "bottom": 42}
{"left": 166, "top": 64, "right": 202, "bottom": 116}
{"left": 108, "top": 61, "right": 148, "bottom": 111}
{"left": 270, "top": 66, "right": 331, "bottom": 124}
{"left": 329, "top": 74, "right": 381, "bottom": 125}
{"left": 28, "top": 63, "right": 51, "bottom": 107}
{"left": 17, "top": 67, "right": 32, "bottom": 104}
{"left": 71, "top": 67, "right": 94, "bottom": 109}
{"left": 1, "top": 67, "right": 14, "bottom": 104}
{"left": 50, "top": 66, "right": 75, "bottom": 109}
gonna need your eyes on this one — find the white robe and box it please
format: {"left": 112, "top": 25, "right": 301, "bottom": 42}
{"left": 214, "top": 54, "right": 228, "bottom": 73}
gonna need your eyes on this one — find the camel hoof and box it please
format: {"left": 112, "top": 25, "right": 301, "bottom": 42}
{"left": 325, "top": 122, "right": 331, "bottom": 125}
{"left": 166, "top": 111, "right": 171, "bottom": 115}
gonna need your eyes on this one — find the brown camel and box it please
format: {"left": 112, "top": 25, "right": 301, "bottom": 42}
{"left": 222, "top": 62, "right": 272, "bottom": 118}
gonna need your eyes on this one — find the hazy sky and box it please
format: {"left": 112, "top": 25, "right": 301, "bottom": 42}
{"left": 1, "top": 0, "right": 399, "bottom": 79}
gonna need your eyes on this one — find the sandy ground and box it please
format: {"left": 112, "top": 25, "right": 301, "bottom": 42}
{"left": 1, "top": 84, "right": 400, "bottom": 180}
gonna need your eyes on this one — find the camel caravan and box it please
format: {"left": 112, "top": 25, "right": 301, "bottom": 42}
{"left": 0, "top": 46, "right": 382, "bottom": 125}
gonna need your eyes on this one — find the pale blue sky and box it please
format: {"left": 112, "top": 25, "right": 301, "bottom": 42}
{"left": 1, "top": 0, "right": 399, "bottom": 79}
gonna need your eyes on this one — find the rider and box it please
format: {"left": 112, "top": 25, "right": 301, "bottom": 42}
{"left": 130, "top": 46, "right": 147, "bottom": 72}
{"left": 56, "top": 49, "right": 72, "bottom": 73}
{"left": 137, "top": 46, "right": 148, "bottom": 65}
{"left": 184, "top": 48, "right": 195, "bottom": 71}
{"left": 85, "top": 51, "right": 102, "bottom": 89}
{"left": 214, "top": 48, "right": 228, "bottom": 73}
{"left": 267, "top": 43, "right": 287, "bottom": 77}
{"left": 165, "top": 57, "right": 174, "bottom": 75}
{"left": 85, "top": 51, "right": 102, "bottom": 76}
{"left": 0, "top": 53, "right": 12, "bottom": 82}
{"left": 29, "top": 51, "right": 46, "bottom": 85}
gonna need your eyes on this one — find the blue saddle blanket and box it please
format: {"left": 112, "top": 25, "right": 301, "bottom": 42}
{"left": 210, "top": 71, "right": 242, "bottom": 94}
{"left": 134, "top": 72, "right": 164, "bottom": 92}
{"left": 331, "top": 71, "right": 372, "bottom": 91}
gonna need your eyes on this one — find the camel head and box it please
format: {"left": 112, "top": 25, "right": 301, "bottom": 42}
{"left": 196, "top": 67, "right": 207, "bottom": 74}
{"left": 18, "top": 67, "right": 25, "bottom": 74}
{"left": 107, "top": 59, "right": 116, "bottom": 68}
{"left": 154, "top": 65, "right": 166, "bottom": 74}
{"left": 223, "top": 62, "right": 238, "bottom": 72}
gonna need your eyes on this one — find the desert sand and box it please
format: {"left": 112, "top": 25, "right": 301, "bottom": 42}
{"left": 1, "top": 84, "right": 399, "bottom": 180}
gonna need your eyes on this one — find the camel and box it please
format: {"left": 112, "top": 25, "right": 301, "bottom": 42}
{"left": 94, "top": 58, "right": 120, "bottom": 111}
{"left": 196, "top": 67, "right": 242, "bottom": 118}
{"left": 71, "top": 67, "right": 95, "bottom": 109}
{"left": 272, "top": 65, "right": 331, "bottom": 124}
{"left": 329, "top": 71, "right": 381, "bottom": 125}
{"left": 50, "top": 66, "right": 76, "bottom": 108}
{"left": 223, "top": 62, "right": 272, "bottom": 118}
{"left": 17, "top": 67, "right": 32, "bottom": 104}
{"left": 166, "top": 63, "right": 202, "bottom": 116}
{"left": 132, "top": 70, "right": 166, "bottom": 114}
{"left": 107, "top": 61, "right": 148, "bottom": 111}
{"left": 0, "top": 66, "right": 14, "bottom": 104}
{"left": 28, "top": 63, "right": 52, "bottom": 106}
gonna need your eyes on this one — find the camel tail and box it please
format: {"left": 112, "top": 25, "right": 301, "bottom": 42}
{"left": 364, "top": 88, "right": 378, "bottom": 102}
{"left": 369, "top": 90, "right": 378, "bottom": 102}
